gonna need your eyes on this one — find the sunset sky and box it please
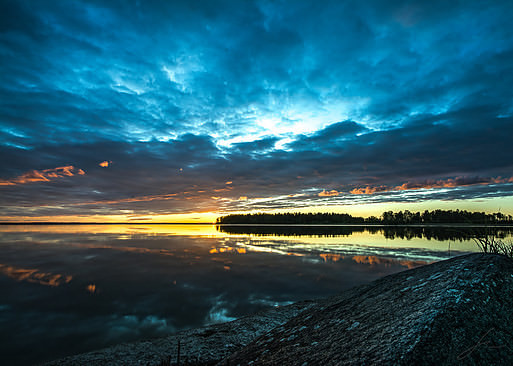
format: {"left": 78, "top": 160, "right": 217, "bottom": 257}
{"left": 1, "top": 0, "right": 513, "bottom": 223}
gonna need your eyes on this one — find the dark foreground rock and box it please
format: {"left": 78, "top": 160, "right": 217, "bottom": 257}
{"left": 227, "top": 253, "right": 513, "bottom": 365}
{"left": 44, "top": 253, "right": 513, "bottom": 365}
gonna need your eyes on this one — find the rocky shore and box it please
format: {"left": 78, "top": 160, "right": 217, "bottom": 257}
{"left": 43, "top": 253, "right": 513, "bottom": 365}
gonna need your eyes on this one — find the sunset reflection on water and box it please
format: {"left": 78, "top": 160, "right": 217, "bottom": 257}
{"left": 0, "top": 224, "right": 500, "bottom": 365}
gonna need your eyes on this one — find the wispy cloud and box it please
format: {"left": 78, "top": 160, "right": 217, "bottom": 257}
{"left": 72, "top": 193, "right": 178, "bottom": 206}
{"left": 351, "top": 176, "right": 513, "bottom": 195}
{"left": 0, "top": 166, "right": 85, "bottom": 186}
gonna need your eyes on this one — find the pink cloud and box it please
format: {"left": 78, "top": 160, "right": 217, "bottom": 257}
{"left": 0, "top": 166, "right": 86, "bottom": 186}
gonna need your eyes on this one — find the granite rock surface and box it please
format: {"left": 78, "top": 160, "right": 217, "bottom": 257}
{"left": 227, "top": 253, "right": 513, "bottom": 365}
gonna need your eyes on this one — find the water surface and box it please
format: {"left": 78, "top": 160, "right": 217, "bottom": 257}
{"left": 0, "top": 224, "right": 506, "bottom": 365}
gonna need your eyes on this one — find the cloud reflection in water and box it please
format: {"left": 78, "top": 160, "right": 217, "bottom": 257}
{"left": 0, "top": 224, "right": 492, "bottom": 365}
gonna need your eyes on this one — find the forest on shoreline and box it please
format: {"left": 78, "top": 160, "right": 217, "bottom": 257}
{"left": 216, "top": 210, "right": 513, "bottom": 225}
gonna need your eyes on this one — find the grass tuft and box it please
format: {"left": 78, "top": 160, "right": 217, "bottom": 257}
{"left": 474, "top": 234, "right": 513, "bottom": 258}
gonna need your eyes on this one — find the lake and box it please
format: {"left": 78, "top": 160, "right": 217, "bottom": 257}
{"left": 1, "top": 224, "right": 510, "bottom": 365}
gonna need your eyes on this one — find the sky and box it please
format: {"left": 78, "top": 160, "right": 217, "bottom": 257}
{"left": 1, "top": 0, "right": 513, "bottom": 223}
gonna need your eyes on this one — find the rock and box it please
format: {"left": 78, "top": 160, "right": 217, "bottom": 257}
{"left": 225, "top": 253, "right": 513, "bottom": 365}
{"left": 43, "top": 253, "right": 513, "bottom": 365}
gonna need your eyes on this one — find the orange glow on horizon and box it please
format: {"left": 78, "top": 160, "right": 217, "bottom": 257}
{"left": 0, "top": 212, "right": 219, "bottom": 224}
{"left": 1, "top": 195, "right": 512, "bottom": 224}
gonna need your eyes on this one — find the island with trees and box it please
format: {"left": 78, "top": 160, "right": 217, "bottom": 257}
{"left": 216, "top": 210, "right": 513, "bottom": 225}
{"left": 215, "top": 210, "right": 513, "bottom": 239}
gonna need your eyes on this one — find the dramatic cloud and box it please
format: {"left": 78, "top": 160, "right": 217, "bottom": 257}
{"left": 1, "top": 0, "right": 513, "bottom": 220}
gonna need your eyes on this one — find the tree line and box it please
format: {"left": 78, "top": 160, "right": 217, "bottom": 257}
{"left": 216, "top": 225, "right": 513, "bottom": 241}
{"left": 216, "top": 210, "right": 513, "bottom": 225}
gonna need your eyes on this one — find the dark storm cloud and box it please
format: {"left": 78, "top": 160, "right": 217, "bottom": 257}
{"left": 1, "top": 0, "right": 513, "bottom": 217}
{"left": 2, "top": 104, "right": 512, "bottom": 217}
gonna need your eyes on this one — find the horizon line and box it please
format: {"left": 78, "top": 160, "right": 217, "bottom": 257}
{"left": 0, "top": 222, "right": 216, "bottom": 225}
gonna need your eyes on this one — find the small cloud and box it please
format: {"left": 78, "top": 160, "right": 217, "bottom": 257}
{"left": 350, "top": 186, "right": 390, "bottom": 195}
{"left": 239, "top": 196, "right": 248, "bottom": 201}
{"left": 86, "top": 284, "right": 97, "bottom": 294}
{"left": 214, "top": 187, "right": 230, "bottom": 192}
{"left": 318, "top": 189, "right": 339, "bottom": 197}
{"left": 225, "top": 181, "right": 233, "bottom": 185}
{"left": 99, "top": 161, "right": 111, "bottom": 168}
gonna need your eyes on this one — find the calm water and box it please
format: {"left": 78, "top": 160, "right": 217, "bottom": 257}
{"left": 0, "top": 224, "right": 509, "bottom": 365}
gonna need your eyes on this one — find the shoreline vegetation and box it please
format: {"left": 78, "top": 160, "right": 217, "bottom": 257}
{"left": 216, "top": 209, "right": 513, "bottom": 225}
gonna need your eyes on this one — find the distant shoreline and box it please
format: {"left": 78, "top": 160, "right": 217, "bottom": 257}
{"left": 217, "top": 223, "right": 513, "bottom": 227}
{"left": 0, "top": 222, "right": 214, "bottom": 225}
{"left": 1, "top": 222, "right": 513, "bottom": 227}
{"left": 2, "top": 222, "right": 513, "bottom": 227}
{"left": 217, "top": 210, "right": 513, "bottom": 226}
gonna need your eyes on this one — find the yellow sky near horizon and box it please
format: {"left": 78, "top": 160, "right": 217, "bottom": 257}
{"left": 0, "top": 195, "right": 511, "bottom": 223}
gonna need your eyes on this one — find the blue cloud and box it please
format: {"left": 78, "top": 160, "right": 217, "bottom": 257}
{"left": 1, "top": 0, "right": 513, "bottom": 217}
